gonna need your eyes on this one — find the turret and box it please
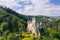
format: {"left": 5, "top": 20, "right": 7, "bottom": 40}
{"left": 32, "top": 17, "right": 36, "bottom": 26}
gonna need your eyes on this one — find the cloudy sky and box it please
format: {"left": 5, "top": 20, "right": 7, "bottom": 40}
{"left": 0, "top": 0, "right": 60, "bottom": 16}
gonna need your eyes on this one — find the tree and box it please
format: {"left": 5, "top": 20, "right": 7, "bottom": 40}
{"left": 0, "top": 22, "right": 8, "bottom": 35}
{"left": 7, "top": 33, "right": 17, "bottom": 40}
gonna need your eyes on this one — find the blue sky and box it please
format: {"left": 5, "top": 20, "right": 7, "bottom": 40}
{"left": 50, "top": 0, "right": 60, "bottom": 5}
{"left": 0, "top": 0, "right": 60, "bottom": 16}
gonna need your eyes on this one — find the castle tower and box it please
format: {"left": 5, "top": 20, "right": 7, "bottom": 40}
{"left": 27, "top": 17, "right": 40, "bottom": 37}
{"left": 32, "top": 17, "right": 36, "bottom": 26}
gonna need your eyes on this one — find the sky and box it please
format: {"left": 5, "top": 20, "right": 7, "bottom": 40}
{"left": 0, "top": 0, "right": 60, "bottom": 16}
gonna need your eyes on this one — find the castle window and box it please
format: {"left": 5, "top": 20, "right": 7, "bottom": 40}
{"left": 30, "top": 30, "right": 32, "bottom": 33}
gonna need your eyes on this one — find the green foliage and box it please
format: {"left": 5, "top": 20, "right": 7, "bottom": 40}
{"left": 7, "top": 33, "right": 17, "bottom": 40}
{"left": 0, "top": 22, "right": 8, "bottom": 32}
{"left": 0, "top": 6, "right": 27, "bottom": 40}
{"left": 0, "top": 6, "right": 60, "bottom": 40}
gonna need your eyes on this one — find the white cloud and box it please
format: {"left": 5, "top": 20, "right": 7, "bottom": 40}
{"left": 0, "top": 0, "right": 60, "bottom": 16}
{"left": 0, "top": 0, "right": 20, "bottom": 8}
{"left": 17, "top": 0, "right": 60, "bottom": 16}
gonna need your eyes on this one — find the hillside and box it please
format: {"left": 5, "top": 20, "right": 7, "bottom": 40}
{"left": 0, "top": 6, "right": 54, "bottom": 24}
{"left": 0, "top": 6, "right": 27, "bottom": 32}
{"left": 0, "top": 6, "right": 60, "bottom": 40}
{"left": 0, "top": 6, "right": 28, "bottom": 21}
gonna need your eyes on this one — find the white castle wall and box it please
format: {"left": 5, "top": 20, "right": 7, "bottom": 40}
{"left": 27, "top": 17, "right": 43, "bottom": 37}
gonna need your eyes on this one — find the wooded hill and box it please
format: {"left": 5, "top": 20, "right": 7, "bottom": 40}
{"left": 0, "top": 6, "right": 60, "bottom": 40}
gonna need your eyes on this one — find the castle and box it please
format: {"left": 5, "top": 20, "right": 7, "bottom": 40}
{"left": 27, "top": 17, "right": 44, "bottom": 37}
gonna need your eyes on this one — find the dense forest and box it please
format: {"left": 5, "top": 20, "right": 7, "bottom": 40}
{"left": 0, "top": 6, "right": 60, "bottom": 40}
